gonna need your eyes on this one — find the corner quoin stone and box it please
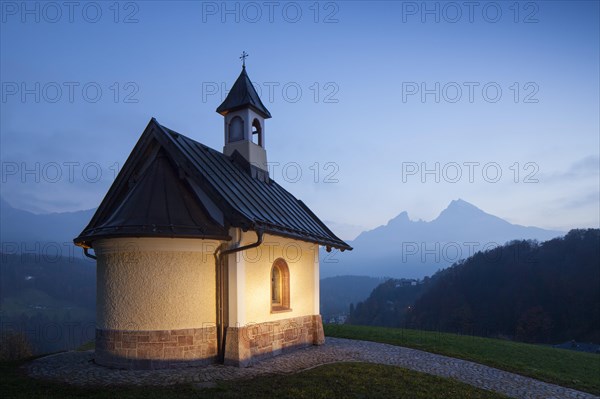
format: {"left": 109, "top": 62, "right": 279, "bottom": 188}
{"left": 224, "top": 315, "right": 325, "bottom": 367}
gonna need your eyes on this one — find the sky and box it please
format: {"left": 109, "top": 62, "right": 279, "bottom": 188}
{"left": 1, "top": 0, "right": 599, "bottom": 240}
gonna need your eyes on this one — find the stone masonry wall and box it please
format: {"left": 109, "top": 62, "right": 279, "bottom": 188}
{"left": 224, "top": 315, "right": 325, "bottom": 367}
{"left": 95, "top": 325, "right": 217, "bottom": 369}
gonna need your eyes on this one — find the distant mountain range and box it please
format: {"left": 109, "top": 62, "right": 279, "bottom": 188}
{"left": 1, "top": 197, "right": 564, "bottom": 279}
{"left": 0, "top": 198, "right": 94, "bottom": 249}
{"left": 320, "top": 199, "right": 564, "bottom": 279}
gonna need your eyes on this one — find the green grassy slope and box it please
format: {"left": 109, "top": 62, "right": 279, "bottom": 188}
{"left": 325, "top": 324, "right": 600, "bottom": 395}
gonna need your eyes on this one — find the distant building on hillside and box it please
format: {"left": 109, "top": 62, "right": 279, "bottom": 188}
{"left": 395, "top": 278, "right": 418, "bottom": 288}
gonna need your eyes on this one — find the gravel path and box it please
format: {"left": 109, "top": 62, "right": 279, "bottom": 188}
{"left": 25, "top": 337, "right": 598, "bottom": 399}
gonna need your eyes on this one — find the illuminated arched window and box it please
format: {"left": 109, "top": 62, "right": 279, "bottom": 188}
{"left": 271, "top": 258, "right": 290, "bottom": 311}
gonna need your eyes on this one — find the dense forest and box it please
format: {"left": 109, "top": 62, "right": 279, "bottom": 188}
{"left": 347, "top": 278, "right": 429, "bottom": 326}
{"left": 320, "top": 276, "right": 384, "bottom": 321}
{"left": 349, "top": 229, "right": 600, "bottom": 344}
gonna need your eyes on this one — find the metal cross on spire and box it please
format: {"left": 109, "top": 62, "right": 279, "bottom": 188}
{"left": 239, "top": 51, "right": 249, "bottom": 68}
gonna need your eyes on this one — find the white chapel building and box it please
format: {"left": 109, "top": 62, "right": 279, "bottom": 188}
{"left": 74, "top": 64, "right": 351, "bottom": 369}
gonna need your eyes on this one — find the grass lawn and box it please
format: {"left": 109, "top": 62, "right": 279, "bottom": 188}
{"left": 325, "top": 324, "right": 600, "bottom": 396}
{"left": 1, "top": 360, "right": 508, "bottom": 399}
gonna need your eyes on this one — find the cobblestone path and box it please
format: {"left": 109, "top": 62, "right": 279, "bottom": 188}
{"left": 25, "top": 337, "right": 598, "bottom": 399}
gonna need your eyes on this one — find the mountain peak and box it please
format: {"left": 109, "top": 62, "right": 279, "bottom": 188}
{"left": 443, "top": 198, "right": 483, "bottom": 213}
{"left": 323, "top": 199, "right": 565, "bottom": 279}
{"left": 387, "top": 211, "right": 410, "bottom": 226}
{"left": 448, "top": 198, "right": 478, "bottom": 209}
{"left": 434, "top": 199, "right": 491, "bottom": 223}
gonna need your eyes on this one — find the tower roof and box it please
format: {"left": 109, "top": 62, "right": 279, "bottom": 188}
{"left": 216, "top": 67, "right": 272, "bottom": 119}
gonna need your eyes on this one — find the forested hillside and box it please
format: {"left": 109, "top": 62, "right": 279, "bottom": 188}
{"left": 0, "top": 253, "right": 96, "bottom": 353}
{"left": 347, "top": 278, "right": 429, "bottom": 326}
{"left": 320, "top": 276, "right": 384, "bottom": 321}
{"left": 349, "top": 229, "right": 600, "bottom": 344}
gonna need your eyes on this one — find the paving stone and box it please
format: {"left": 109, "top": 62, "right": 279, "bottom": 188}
{"left": 24, "top": 338, "right": 598, "bottom": 399}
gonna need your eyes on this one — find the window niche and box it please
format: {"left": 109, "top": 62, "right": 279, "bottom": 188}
{"left": 271, "top": 258, "right": 290, "bottom": 312}
{"left": 229, "top": 116, "right": 244, "bottom": 142}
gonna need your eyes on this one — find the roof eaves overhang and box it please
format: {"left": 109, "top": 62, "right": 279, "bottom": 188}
{"left": 74, "top": 231, "right": 232, "bottom": 249}
{"left": 251, "top": 221, "right": 353, "bottom": 252}
{"left": 218, "top": 103, "right": 272, "bottom": 119}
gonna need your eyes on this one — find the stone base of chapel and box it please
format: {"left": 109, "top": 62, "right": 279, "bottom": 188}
{"left": 94, "top": 315, "right": 324, "bottom": 369}
{"left": 224, "top": 314, "right": 325, "bottom": 367}
{"left": 94, "top": 326, "right": 218, "bottom": 370}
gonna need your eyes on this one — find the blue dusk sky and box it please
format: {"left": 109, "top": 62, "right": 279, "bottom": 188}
{"left": 1, "top": 1, "right": 598, "bottom": 239}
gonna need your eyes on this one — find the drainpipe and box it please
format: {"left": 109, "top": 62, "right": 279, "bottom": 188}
{"left": 83, "top": 247, "right": 97, "bottom": 260}
{"left": 213, "top": 229, "right": 263, "bottom": 363}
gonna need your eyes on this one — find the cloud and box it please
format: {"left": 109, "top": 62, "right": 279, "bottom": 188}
{"left": 560, "top": 191, "right": 600, "bottom": 210}
{"left": 568, "top": 155, "right": 600, "bottom": 175}
{"left": 544, "top": 155, "right": 599, "bottom": 182}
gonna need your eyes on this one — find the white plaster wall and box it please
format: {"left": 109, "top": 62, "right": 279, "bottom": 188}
{"left": 94, "top": 238, "right": 220, "bottom": 331}
{"left": 223, "top": 139, "right": 268, "bottom": 171}
{"left": 233, "top": 232, "right": 320, "bottom": 325}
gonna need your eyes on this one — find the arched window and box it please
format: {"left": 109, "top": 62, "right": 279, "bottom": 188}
{"left": 251, "top": 118, "right": 262, "bottom": 147}
{"left": 229, "top": 116, "right": 244, "bottom": 142}
{"left": 271, "top": 258, "right": 290, "bottom": 311}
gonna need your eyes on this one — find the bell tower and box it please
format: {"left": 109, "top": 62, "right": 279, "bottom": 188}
{"left": 217, "top": 53, "right": 272, "bottom": 175}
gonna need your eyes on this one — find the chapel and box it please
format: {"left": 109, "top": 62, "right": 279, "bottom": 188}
{"left": 74, "top": 62, "right": 351, "bottom": 369}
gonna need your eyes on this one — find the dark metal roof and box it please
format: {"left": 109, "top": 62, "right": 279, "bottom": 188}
{"left": 74, "top": 119, "right": 351, "bottom": 251}
{"left": 75, "top": 148, "right": 231, "bottom": 245}
{"left": 216, "top": 67, "right": 272, "bottom": 119}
